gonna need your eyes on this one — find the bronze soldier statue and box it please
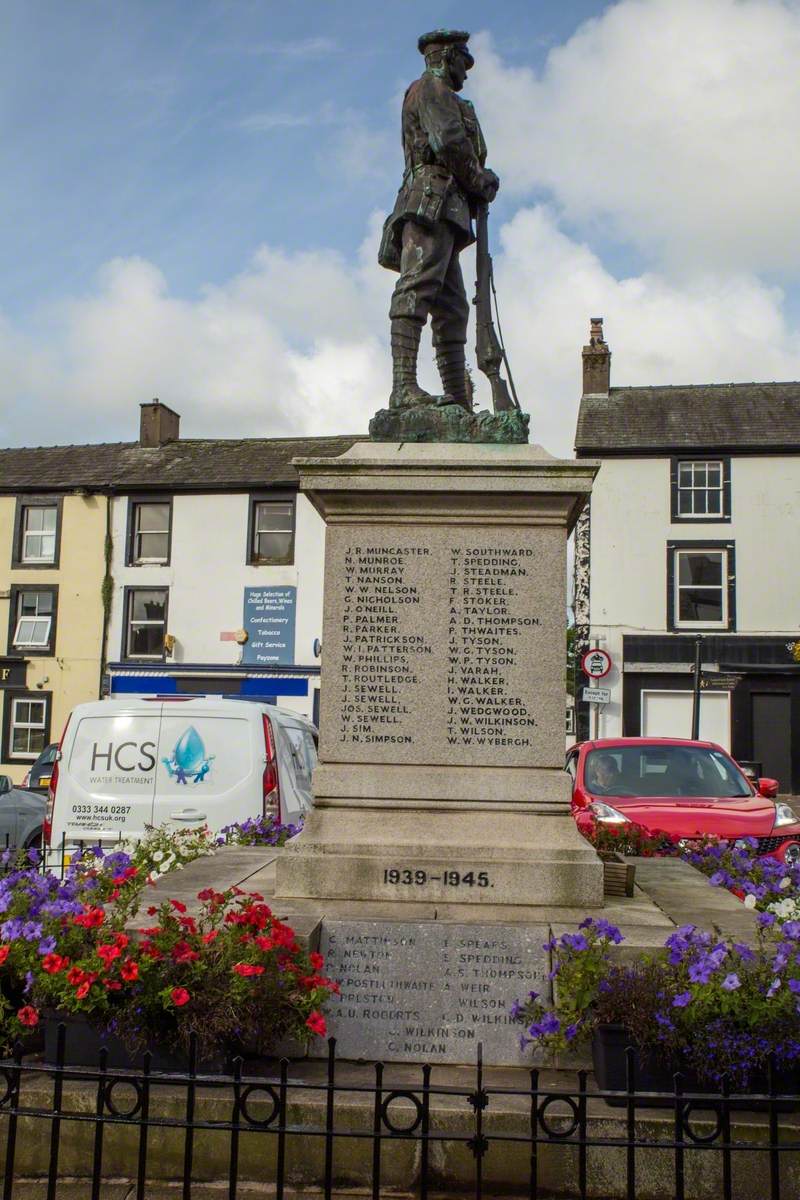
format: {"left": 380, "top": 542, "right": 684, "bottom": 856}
{"left": 379, "top": 29, "right": 500, "bottom": 412}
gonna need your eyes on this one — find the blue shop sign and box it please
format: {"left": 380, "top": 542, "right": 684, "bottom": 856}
{"left": 242, "top": 586, "right": 297, "bottom": 666}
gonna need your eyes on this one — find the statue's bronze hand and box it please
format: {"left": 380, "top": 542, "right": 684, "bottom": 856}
{"left": 481, "top": 168, "right": 500, "bottom": 202}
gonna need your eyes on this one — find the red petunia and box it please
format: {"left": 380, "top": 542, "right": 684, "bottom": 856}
{"left": 146, "top": 906, "right": 158, "bottom": 917}
{"left": 232, "top": 962, "right": 265, "bottom": 977}
{"left": 42, "top": 954, "right": 68, "bottom": 975}
{"left": 171, "top": 941, "right": 200, "bottom": 964}
{"left": 0, "top": 945, "right": 10, "bottom": 966}
{"left": 76, "top": 982, "right": 91, "bottom": 1000}
{"left": 171, "top": 987, "right": 190, "bottom": 1007}
{"left": 254, "top": 936, "right": 274, "bottom": 952}
{"left": 309, "top": 951, "right": 324, "bottom": 971}
{"left": 74, "top": 907, "right": 105, "bottom": 929}
{"left": 120, "top": 959, "right": 139, "bottom": 982}
{"left": 104, "top": 980, "right": 122, "bottom": 992}
{"left": 305, "top": 1011, "right": 326, "bottom": 1037}
{"left": 170, "top": 899, "right": 187, "bottom": 914}
{"left": 97, "top": 944, "right": 121, "bottom": 966}
{"left": 201, "top": 931, "right": 219, "bottom": 944}
{"left": 17, "top": 1006, "right": 39, "bottom": 1028}
{"left": 114, "top": 933, "right": 130, "bottom": 950}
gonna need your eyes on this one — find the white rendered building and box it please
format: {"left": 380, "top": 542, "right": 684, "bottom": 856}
{"left": 573, "top": 321, "right": 800, "bottom": 793}
{"left": 105, "top": 401, "right": 358, "bottom": 722}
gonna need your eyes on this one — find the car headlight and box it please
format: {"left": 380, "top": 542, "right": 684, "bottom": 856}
{"left": 589, "top": 801, "right": 630, "bottom": 824}
{"left": 774, "top": 803, "right": 799, "bottom": 828}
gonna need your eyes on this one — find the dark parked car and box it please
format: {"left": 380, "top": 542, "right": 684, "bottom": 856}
{"left": 20, "top": 743, "right": 58, "bottom": 793}
{"left": 0, "top": 776, "right": 46, "bottom": 850}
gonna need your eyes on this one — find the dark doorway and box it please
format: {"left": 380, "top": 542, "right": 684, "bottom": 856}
{"left": 751, "top": 692, "right": 792, "bottom": 791}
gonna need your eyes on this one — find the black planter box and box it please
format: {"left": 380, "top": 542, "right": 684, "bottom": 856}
{"left": 44, "top": 1013, "right": 223, "bottom": 1073}
{"left": 592, "top": 1023, "right": 799, "bottom": 1112}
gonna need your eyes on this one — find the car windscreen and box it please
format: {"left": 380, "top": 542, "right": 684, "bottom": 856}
{"left": 584, "top": 745, "right": 752, "bottom": 799}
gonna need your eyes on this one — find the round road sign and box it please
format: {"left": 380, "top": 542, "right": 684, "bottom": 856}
{"left": 581, "top": 648, "right": 612, "bottom": 679}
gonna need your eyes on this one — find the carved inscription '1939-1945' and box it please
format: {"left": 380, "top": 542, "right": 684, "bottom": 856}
{"left": 325, "top": 528, "right": 560, "bottom": 767}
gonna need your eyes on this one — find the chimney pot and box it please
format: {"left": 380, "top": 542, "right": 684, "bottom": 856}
{"left": 582, "top": 317, "right": 610, "bottom": 395}
{"left": 139, "top": 399, "right": 181, "bottom": 447}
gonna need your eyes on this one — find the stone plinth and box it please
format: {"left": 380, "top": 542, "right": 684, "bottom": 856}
{"left": 275, "top": 441, "right": 602, "bottom": 911}
{"left": 320, "top": 919, "right": 550, "bottom": 1065}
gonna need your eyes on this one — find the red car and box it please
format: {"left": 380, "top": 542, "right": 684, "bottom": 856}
{"left": 566, "top": 737, "right": 800, "bottom": 865}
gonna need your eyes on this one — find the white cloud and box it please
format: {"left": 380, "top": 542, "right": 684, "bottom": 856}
{"left": 246, "top": 37, "right": 340, "bottom": 58}
{"left": 489, "top": 206, "right": 800, "bottom": 454}
{"left": 2, "top": 206, "right": 799, "bottom": 456}
{"left": 469, "top": 0, "right": 800, "bottom": 274}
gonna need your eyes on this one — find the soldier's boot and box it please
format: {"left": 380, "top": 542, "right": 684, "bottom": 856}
{"left": 435, "top": 342, "right": 473, "bottom": 412}
{"left": 389, "top": 318, "right": 444, "bottom": 408}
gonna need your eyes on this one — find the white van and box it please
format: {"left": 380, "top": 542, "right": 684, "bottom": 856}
{"left": 45, "top": 697, "right": 317, "bottom": 848}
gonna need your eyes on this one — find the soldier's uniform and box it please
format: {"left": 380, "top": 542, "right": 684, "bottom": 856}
{"left": 379, "top": 30, "right": 498, "bottom": 410}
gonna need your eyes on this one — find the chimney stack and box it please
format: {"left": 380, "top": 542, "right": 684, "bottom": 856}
{"left": 582, "top": 317, "right": 610, "bottom": 395}
{"left": 139, "top": 399, "right": 180, "bottom": 447}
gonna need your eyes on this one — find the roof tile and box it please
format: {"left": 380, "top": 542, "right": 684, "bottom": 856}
{"left": 575, "top": 383, "right": 800, "bottom": 453}
{"left": 0, "top": 435, "right": 362, "bottom": 492}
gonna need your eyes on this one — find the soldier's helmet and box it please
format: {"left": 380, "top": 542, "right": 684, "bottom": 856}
{"left": 417, "top": 29, "right": 474, "bottom": 69}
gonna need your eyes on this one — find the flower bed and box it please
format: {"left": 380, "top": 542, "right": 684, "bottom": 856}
{"left": 579, "top": 816, "right": 800, "bottom": 923}
{"left": 0, "top": 817, "right": 333, "bottom": 1062}
{"left": 512, "top": 916, "right": 800, "bottom": 1097}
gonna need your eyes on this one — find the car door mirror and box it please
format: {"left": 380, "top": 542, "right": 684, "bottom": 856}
{"left": 758, "top": 778, "right": 780, "bottom": 799}
{"left": 0, "top": 777, "right": 11, "bottom": 796}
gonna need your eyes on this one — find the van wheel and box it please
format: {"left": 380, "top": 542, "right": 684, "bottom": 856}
{"left": 25, "top": 832, "right": 43, "bottom": 853}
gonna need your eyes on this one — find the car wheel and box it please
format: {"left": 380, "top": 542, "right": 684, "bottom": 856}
{"left": 24, "top": 831, "right": 42, "bottom": 853}
{"left": 784, "top": 842, "right": 800, "bottom": 867}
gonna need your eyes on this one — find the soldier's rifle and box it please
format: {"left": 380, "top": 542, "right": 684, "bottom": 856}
{"left": 473, "top": 202, "right": 519, "bottom": 413}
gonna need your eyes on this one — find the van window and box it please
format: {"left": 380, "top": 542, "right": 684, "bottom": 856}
{"left": 283, "top": 726, "right": 317, "bottom": 795}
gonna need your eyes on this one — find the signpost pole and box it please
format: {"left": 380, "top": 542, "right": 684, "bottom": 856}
{"left": 691, "top": 634, "right": 703, "bottom": 740}
{"left": 592, "top": 639, "right": 601, "bottom": 741}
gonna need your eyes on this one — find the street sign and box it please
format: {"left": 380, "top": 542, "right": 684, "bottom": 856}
{"left": 582, "top": 687, "right": 611, "bottom": 705}
{"left": 580, "top": 648, "right": 612, "bottom": 679}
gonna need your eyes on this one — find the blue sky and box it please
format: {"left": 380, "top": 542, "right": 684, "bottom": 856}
{"left": 1, "top": 0, "right": 604, "bottom": 316}
{"left": 3, "top": 0, "right": 800, "bottom": 453}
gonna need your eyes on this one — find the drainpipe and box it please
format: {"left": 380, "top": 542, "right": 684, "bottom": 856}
{"left": 690, "top": 635, "right": 703, "bottom": 740}
{"left": 98, "top": 488, "right": 113, "bottom": 699}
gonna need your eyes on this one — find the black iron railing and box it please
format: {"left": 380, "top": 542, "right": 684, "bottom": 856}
{"left": 0, "top": 1029, "right": 797, "bottom": 1199}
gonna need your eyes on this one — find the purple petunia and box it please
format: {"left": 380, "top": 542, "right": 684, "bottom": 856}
{"left": 722, "top": 973, "right": 741, "bottom": 991}
{"left": 529, "top": 1012, "right": 561, "bottom": 1037}
{"left": 672, "top": 992, "right": 692, "bottom": 1008}
{"left": 560, "top": 933, "right": 589, "bottom": 952}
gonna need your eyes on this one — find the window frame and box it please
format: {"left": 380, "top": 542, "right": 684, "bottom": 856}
{"left": 121, "top": 586, "right": 170, "bottom": 662}
{"left": 125, "top": 495, "right": 173, "bottom": 566}
{"left": 246, "top": 491, "right": 296, "bottom": 566}
{"left": 11, "top": 496, "right": 63, "bottom": 569}
{"left": 666, "top": 540, "right": 736, "bottom": 632}
{"left": 2, "top": 690, "right": 52, "bottom": 764}
{"left": 670, "top": 456, "right": 731, "bottom": 524}
{"left": 7, "top": 585, "right": 59, "bottom": 657}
